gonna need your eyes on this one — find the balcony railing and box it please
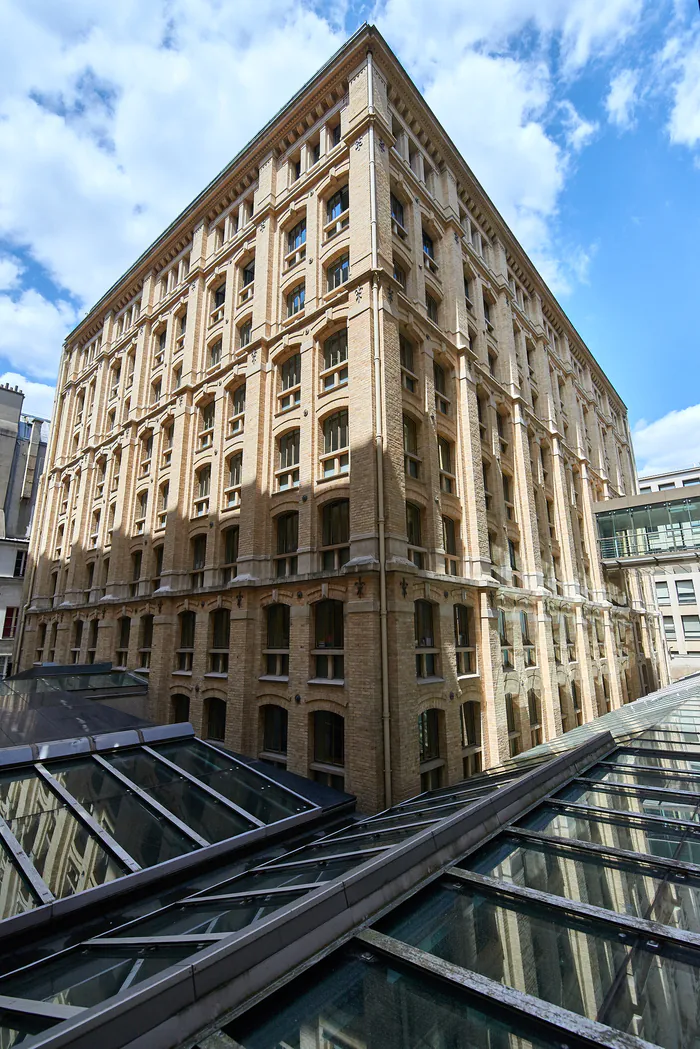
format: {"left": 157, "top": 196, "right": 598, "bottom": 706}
{"left": 598, "top": 523, "right": 700, "bottom": 560}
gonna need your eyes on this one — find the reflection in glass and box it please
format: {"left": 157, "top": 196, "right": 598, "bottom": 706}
{"left": 105, "top": 750, "right": 254, "bottom": 842}
{"left": 613, "top": 749, "right": 700, "bottom": 773}
{"left": 0, "top": 1010, "right": 54, "bottom": 1046}
{"left": 50, "top": 760, "right": 197, "bottom": 867}
{"left": 0, "top": 843, "right": 37, "bottom": 920}
{"left": 0, "top": 771, "right": 62, "bottom": 822}
{"left": 587, "top": 764, "right": 700, "bottom": 794}
{"left": 521, "top": 805, "right": 700, "bottom": 864}
{"left": 557, "top": 782, "right": 700, "bottom": 823}
{"left": 210, "top": 856, "right": 367, "bottom": 894}
{"left": 379, "top": 882, "right": 700, "bottom": 1048}
{"left": 228, "top": 948, "right": 553, "bottom": 1049}
{"left": 288, "top": 824, "right": 422, "bottom": 860}
{"left": 155, "top": 740, "right": 312, "bottom": 822}
{"left": 115, "top": 891, "right": 306, "bottom": 937}
{"left": 468, "top": 835, "right": 700, "bottom": 932}
{"left": 0, "top": 945, "right": 200, "bottom": 1009}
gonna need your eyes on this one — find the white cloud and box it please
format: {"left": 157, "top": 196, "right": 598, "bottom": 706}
{"left": 0, "top": 372, "right": 56, "bottom": 422}
{"left": 0, "top": 290, "right": 80, "bottom": 380}
{"left": 661, "top": 27, "right": 700, "bottom": 150}
{"left": 606, "top": 69, "right": 641, "bottom": 129}
{"left": 633, "top": 404, "right": 700, "bottom": 475}
{"left": 560, "top": 101, "right": 599, "bottom": 151}
{"left": 0, "top": 256, "right": 23, "bottom": 291}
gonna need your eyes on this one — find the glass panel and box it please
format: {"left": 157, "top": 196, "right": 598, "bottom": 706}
{"left": 557, "top": 782, "right": 699, "bottom": 823}
{"left": 0, "top": 842, "right": 37, "bottom": 920}
{"left": 520, "top": 804, "right": 700, "bottom": 864}
{"left": 359, "top": 811, "right": 441, "bottom": 833}
{"left": 614, "top": 749, "right": 700, "bottom": 773}
{"left": 587, "top": 764, "right": 700, "bottom": 794}
{"left": 468, "top": 834, "right": 700, "bottom": 930}
{"left": 209, "top": 856, "right": 371, "bottom": 894}
{"left": 155, "top": 740, "right": 312, "bottom": 822}
{"left": 0, "top": 1011, "right": 55, "bottom": 1046}
{"left": 113, "top": 891, "right": 307, "bottom": 937}
{"left": 0, "top": 945, "right": 202, "bottom": 1009}
{"left": 104, "top": 750, "right": 254, "bottom": 842}
{"left": 228, "top": 948, "right": 555, "bottom": 1049}
{"left": 379, "top": 881, "right": 700, "bottom": 1048}
{"left": 286, "top": 825, "right": 420, "bottom": 860}
{"left": 50, "top": 759, "right": 197, "bottom": 867}
{"left": 0, "top": 770, "right": 63, "bottom": 822}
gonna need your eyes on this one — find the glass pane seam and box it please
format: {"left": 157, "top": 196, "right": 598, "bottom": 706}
{"left": 85, "top": 934, "right": 228, "bottom": 946}
{"left": 0, "top": 817, "right": 53, "bottom": 905}
{"left": 575, "top": 775, "right": 700, "bottom": 803}
{"left": 509, "top": 826, "right": 700, "bottom": 875}
{"left": 91, "top": 754, "right": 209, "bottom": 848}
{"left": 355, "top": 928, "right": 644, "bottom": 1049}
{"left": 34, "top": 763, "right": 140, "bottom": 874}
{"left": 549, "top": 797, "right": 700, "bottom": 830}
{"left": 0, "top": 992, "right": 83, "bottom": 1020}
{"left": 141, "top": 746, "right": 266, "bottom": 828}
{"left": 195, "top": 738, "right": 318, "bottom": 809}
{"left": 445, "top": 866, "right": 700, "bottom": 953}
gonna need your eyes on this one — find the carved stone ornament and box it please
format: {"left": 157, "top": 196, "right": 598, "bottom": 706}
{"left": 259, "top": 220, "right": 266, "bottom": 231}
{"left": 388, "top": 288, "right": 394, "bottom": 304}
{"left": 355, "top": 287, "right": 363, "bottom": 302}
{"left": 400, "top": 577, "right": 408, "bottom": 597}
{"left": 250, "top": 349, "right": 258, "bottom": 363}
{"left": 379, "top": 139, "right": 386, "bottom": 153}
{"left": 355, "top": 136, "right": 363, "bottom": 151}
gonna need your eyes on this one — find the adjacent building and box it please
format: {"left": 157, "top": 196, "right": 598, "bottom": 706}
{"left": 598, "top": 464, "right": 700, "bottom": 681}
{"left": 0, "top": 383, "right": 48, "bottom": 677}
{"left": 19, "top": 25, "right": 665, "bottom": 811}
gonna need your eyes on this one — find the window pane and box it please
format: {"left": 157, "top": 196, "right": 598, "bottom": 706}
{"left": 557, "top": 781, "right": 699, "bottom": 823}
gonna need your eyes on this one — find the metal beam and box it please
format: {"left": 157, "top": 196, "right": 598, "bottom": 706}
{"left": 0, "top": 817, "right": 54, "bottom": 905}
{"left": 356, "top": 929, "right": 659, "bottom": 1049}
{"left": 33, "top": 764, "right": 140, "bottom": 874}
{"left": 572, "top": 775, "right": 700, "bottom": 804}
{"left": 91, "top": 754, "right": 209, "bottom": 848}
{"left": 195, "top": 738, "right": 318, "bottom": 810}
{"left": 508, "top": 826, "right": 700, "bottom": 877}
{"left": 546, "top": 797, "right": 700, "bottom": 830}
{"left": 445, "top": 866, "right": 700, "bottom": 953}
{"left": 141, "top": 746, "right": 265, "bottom": 828}
{"left": 84, "top": 934, "right": 228, "bottom": 946}
{"left": 0, "top": 993, "right": 83, "bottom": 1021}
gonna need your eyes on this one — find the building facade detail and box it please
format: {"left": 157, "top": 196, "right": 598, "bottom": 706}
{"left": 19, "top": 28, "right": 664, "bottom": 810}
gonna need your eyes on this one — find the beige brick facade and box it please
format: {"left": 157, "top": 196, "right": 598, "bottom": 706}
{"left": 18, "top": 27, "right": 667, "bottom": 812}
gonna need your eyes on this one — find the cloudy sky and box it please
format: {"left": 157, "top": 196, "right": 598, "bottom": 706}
{"left": 0, "top": 0, "right": 698, "bottom": 475}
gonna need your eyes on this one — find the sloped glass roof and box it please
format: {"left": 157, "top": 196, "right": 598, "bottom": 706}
{"left": 1, "top": 678, "right": 700, "bottom": 1047}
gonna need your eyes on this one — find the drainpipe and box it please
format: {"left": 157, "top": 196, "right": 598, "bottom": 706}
{"left": 367, "top": 50, "right": 392, "bottom": 807}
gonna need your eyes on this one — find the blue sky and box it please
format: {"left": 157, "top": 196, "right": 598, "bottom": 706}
{"left": 0, "top": 0, "right": 698, "bottom": 474}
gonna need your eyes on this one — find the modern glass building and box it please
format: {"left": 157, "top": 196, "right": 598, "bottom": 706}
{"left": 0, "top": 673, "right": 699, "bottom": 1047}
{"left": 595, "top": 484, "right": 700, "bottom": 561}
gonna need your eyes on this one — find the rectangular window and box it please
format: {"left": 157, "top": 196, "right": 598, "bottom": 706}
{"left": 286, "top": 283, "right": 305, "bottom": 317}
{"left": 239, "top": 319, "right": 252, "bottom": 348}
{"left": 229, "top": 383, "right": 246, "bottom": 436}
{"left": 286, "top": 218, "right": 307, "bottom": 265}
{"left": 325, "top": 185, "right": 349, "bottom": 238}
{"left": 279, "top": 354, "right": 301, "bottom": 410}
{"left": 2, "top": 608, "right": 19, "bottom": 640}
{"left": 278, "top": 430, "right": 300, "bottom": 490}
{"left": 313, "top": 600, "right": 344, "bottom": 681}
{"left": 265, "top": 605, "right": 290, "bottom": 677}
{"left": 682, "top": 615, "right": 700, "bottom": 640}
{"left": 677, "top": 579, "right": 696, "bottom": 605}
{"left": 208, "top": 608, "right": 230, "bottom": 674}
{"left": 221, "top": 526, "right": 239, "bottom": 584}
{"left": 327, "top": 253, "right": 349, "bottom": 292}
{"left": 442, "top": 516, "right": 458, "bottom": 576}
{"left": 403, "top": 415, "right": 420, "bottom": 478}
{"left": 322, "top": 330, "right": 348, "bottom": 390}
{"left": 663, "top": 616, "right": 677, "bottom": 640}
{"left": 426, "top": 293, "right": 439, "bottom": 324}
{"left": 224, "top": 452, "right": 243, "bottom": 508}
{"left": 418, "top": 709, "right": 441, "bottom": 764}
{"left": 321, "top": 411, "right": 349, "bottom": 477}
{"left": 498, "top": 609, "right": 513, "bottom": 669}
{"left": 656, "top": 580, "right": 670, "bottom": 605}
{"left": 14, "top": 550, "right": 27, "bottom": 578}
{"left": 400, "top": 335, "right": 417, "bottom": 393}
{"left": 390, "top": 193, "right": 406, "bottom": 235}
{"left": 520, "top": 610, "right": 536, "bottom": 666}
{"left": 438, "top": 437, "right": 455, "bottom": 494}
{"left": 275, "top": 512, "right": 299, "bottom": 578}
{"left": 454, "top": 605, "right": 475, "bottom": 675}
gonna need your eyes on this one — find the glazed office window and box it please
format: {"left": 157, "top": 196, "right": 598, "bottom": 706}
{"left": 198, "top": 402, "right": 216, "bottom": 450}
{"left": 279, "top": 354, "right": 301, "bottom": 411}
{"left": 210, "top": 282, "right": 226, "bottom": 324}
{"left": 277, "top": 431, "right": 300, "bottom": 490}
{"left": 527, "top": 688, "right": 543, "bottom": 746}
{"left": 224, "top": 452, "right": 243, "bottom": 509}
{"left": 204, "top": 697, "right": 227, "bottom": 742}
{"left": 433, "top": 362, "right": 450, "bottom": 415}
{"left": 229, "top": 383, "right": 246, "bottom": 436}
{"left": 498, "top": 609, "right": 513, "bottom": 669}
{"left": 321, "top": 499, "right": 350, "bottom": 570}
{"left": 400, "top": 335, "right": 418, "bottom": 393}
{"left": 261, "top": 705, "right": 288, "bottom": 766}
{"left": 438, "top": 438, "right": 455, "bottom": 494}
{"left": 286, "top": 283, "right": 305, "bottom": 318}
{"left": 403, "top": 415, "right": 420, "bottom": 479}
{"left": 313, "top": 599, "right": 344, "bottom": 681}
{"left": 208, "top": 609, "right": 230, "bottom": 674}
{"left": 418, "top": 708, "right": 444, "bottom": 792}
{"left": 454, "top": 605, "right": 475, "bottom": 675}
{"left": 415, "top": 600, "right": 439, "bottom": 679}
{"left": 327, "top": 253, "right": 349, "bottom": 292}
{"left": 442, "top": 515, "right": 459, "bottom": 576}
{"left": 321, "top": 411, "right": 349, "bottom": 478}
{"left": 194, "top": 464, "right": 211, "bottom": 517}
{"left": 321, "top": 330, "right": 348, "bottom": 390}
{"left": 285, "top": 218, "right": 306, "bottom": 269}
{"left": 406, "top": 502, "right": 426, "bottom": 569}
{"left": 325, "top": 185, "right": 349, "bottom": 239}
{"left": 520, "top": 610, "right": 536, "bottom": 666}
{"left": 115, "top": 616, "right": 130, "bottom": 668}
{"left": 677, "top": 579, "right": 696, "bottom": 605}
{"left": 655, "top": 580, "right": 670, "bottom": 605}
{"left": 265, "top": 604, "right": 290, "bottom": 678}
{"left": 176, "top": 611, "right": 196, "bottom": 671}
{"left": 191, "top": 534, "right": 207, "bottom": 590}
{"left": 138, "top": 614, "right": 154, "bottom": 671}
{"left": 275, "top": 511, "right": 298, "bottom": 578}
{"left": 221, "top": 526, "right": 239, "bottom": 584}
{"left": 311, "top": 710, "right": 345, "bottom": 790}
{"left": 682, "top": 615, "right": 700, "bottom": 640}
{"left": 663, "top": 616, "right": 677, "bottom": 641}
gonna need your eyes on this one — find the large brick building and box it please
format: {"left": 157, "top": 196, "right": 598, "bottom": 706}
{"left": 18, "top": 25, "right": 666, "bottom": 811}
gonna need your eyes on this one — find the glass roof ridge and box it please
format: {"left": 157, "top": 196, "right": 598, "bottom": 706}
{"left": 0, "top": 722, "right": 196, "bottom": 771}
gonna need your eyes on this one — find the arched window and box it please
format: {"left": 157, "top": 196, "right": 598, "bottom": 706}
{"left": 194, "top": 465, "right": 211, "bottom": 517}
{"left": 198, "top": 401, "right": 215, "bottom": 449}
{"left": 322, "top": 330, "right": 348, "bottom": 390}
{"left": 311, "top": 710, "right": 345, "bottom": 790}
{"left": 260, "top": 705, "right": 288, "bottom": 767}
{"left": 229, "top": 383, "right": 246, "bottom": 436}
{"left": 171, "top": 694, "right": 190, "bottom": 724}
{"left": 208, "top": 609, "right": 230, "bottom": 674}
{"left": 176, "top": 611, "right": 196, "bottom": 671}
{"left": 210, "top": 281, "right": 226, "bottom": 324}
{"left": 277, "top": 430, "right": 300, "bottom": 490}
{"left": 279, "top": 353, "right": 301, "bottom": 410}
{"left": 460, "top": 701, "right": 482, "bottom": 778}
{"left": 321, "top": 500, "right": 349, "bottom": 570}
{"left": 264, "top": 604, "right": 290, "bottom": 678}
{"left": 224, "top": 451, "right": 243, "bottom": 508}
{"left": 418, "top": 708, "right": 444, "bottom": 792}
{"left": 414, "top": 601, "right": 438, "bottom": 679}
{"left": 204, "top": 696, "right": 227, "bottom": 741}
{"left": 275, "top": 512, "right": 298, "bottom": 577}
{"left": 313, "top": 600, "right": 344, "bottom": 681}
